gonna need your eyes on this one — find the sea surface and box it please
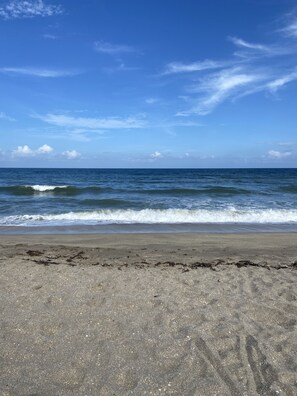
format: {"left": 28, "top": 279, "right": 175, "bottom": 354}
{"left": 0, "top": 168, "right": 297, "bottom": 233}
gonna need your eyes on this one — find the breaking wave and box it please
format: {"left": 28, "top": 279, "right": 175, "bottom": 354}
{"left": 0, "top": 185, "right": 111, "bottom": 195}
{"left": 2, "top": 208, "right": 297, "bottom": 226}
{"left": 0, "top": 185, "right": 256, "bottom": 197}
{"left": 278, "top": 185, "right": 297, "bottom": 194}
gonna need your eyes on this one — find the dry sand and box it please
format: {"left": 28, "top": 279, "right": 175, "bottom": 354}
{"left": 1, "top": 233, "right": 297, "bottom": 395}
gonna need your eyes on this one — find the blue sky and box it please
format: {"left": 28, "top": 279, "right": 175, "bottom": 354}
{"left": 0, "top": 0, "right": 297, "bottom": 168}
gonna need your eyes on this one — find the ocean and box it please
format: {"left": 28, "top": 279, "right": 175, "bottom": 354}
{"left": 0, "top": 168, "right": 297, "bottom": 234}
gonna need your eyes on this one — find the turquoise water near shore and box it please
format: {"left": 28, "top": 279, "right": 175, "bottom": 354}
{"left": 0, "top": 168, "right": 297, "bottom": 232}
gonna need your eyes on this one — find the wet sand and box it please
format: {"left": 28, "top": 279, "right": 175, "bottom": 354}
{"left": 1, "top": 233, "right": 297, "bottom": 395}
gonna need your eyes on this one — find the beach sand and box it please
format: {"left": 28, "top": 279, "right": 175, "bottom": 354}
{"left": 1, "top": 233, "right": 297, "bottom": 395}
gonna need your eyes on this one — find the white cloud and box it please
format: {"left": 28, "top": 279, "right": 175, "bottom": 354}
{"left": 229, "top": 36, "right": 270, "bottom": 52}
{"left": 0, "top": 67, "right": 80, "bottom": 78}
{"left": 268, "top": 150, "right": 292, "bottom": 159}
{"left": 0, "top": 0, "right": 63, "bottom": 20}
{"left": 278, "top": 141, "right": 296, "bottom": 147}
{"left": 103, "top": 63, "right": 140, "bottom": 73}
{"left": 266, "top": 70, "right": 297, "bottom": 92}
{"left": 62, "top": 150, "right": 81, "bottom": 160}
{"left": 68, "top": 129, "right": 92, "bottom": 142}
{"left": 178, "top": 67, "right": 263, "bottom": 115}
{"left": 229, "top": 36, "right": 294, "bottom": 58}
{"left": 151, "top": 151, "right": 163, "bottom": 159}
{"left": 145, "top": 97, "right": 159, "bottom": 105}
{"left": 281, "top": 16, "right": 297, "bottom": 38}
{"left": 163, "top": 12, "right": 297, "bottom": 116}
{"left": 43, "top": 33, "right": 57, "bottom": 40}
{"left": 37, "top": 113, "right": 146, "bottom": 129}
{"left": 175, "top": 61, "right": 297, "bottom": 115}
{"left": 0, "top": 111, "right": 15, "bottom": 121}
{"left": 37, "top": 144, "right": 53, "bottom": 153}
{"left": 13, "top": 144, "right": 54, "bottom": 157}
{"left": 94, "top": 41, "right": 135, "bottom": 55}
{"left": 13, "top": 145, "right": 33, "bottom": 156}
{"left": 164, "top": 60, "right": 223, "bottom": 74}
{"left": 154, "top": 120, "right": 206, "bottom": 128}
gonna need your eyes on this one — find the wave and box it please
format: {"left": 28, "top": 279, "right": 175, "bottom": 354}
{"left": 0, "top": 185, "right": 257, "bottom": 197}
{"left": 148, "top": 187, "right": 252, "bottom": 195}
{"left": 0, "top": 185, "right": 111, "bottom": 196}
{"left": 30, "top": 185, "right": 68, "bottom": 192}
{"left": 2, "top": 208, "right": 297, "bottom": 226}
{"left": 278, "top": 185, "right": 297, "bottom": 193}
{"left": 80, "top": 198, "right": 134, "bottom": 208}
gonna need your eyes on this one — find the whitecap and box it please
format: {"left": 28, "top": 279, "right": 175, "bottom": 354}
{"left": 2, "top": 208, "right": 297, "bottom": 226}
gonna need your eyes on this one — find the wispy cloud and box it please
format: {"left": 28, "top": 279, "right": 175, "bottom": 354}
{"left": 43, "top": 33, "right": 58, "bottom": 40}
{"left": 94, "top": 41, "right": 138, "bottom": 73}
{"left": 0, "top": 111, "right": 15, "bottom": 121}
{"left": 280, "top": 14, "right": 297, "bottom": 38}
{"left": 67, "top": 129, "right": 97, "bottom": 142}
{"left": 268, "top": 150, "right": 292, "bottom": 159}
{"left": 266, "top": 69, "right": 297, "bottom": 92}
{"left": 0, "top": 0, "right": 63, "bottom": 20}
{"left": 0, "top": 67, "right": 81, "bottom": 78}
{"left": 94, "top": 41, "right": 135, "bottom": 55}
{"left": 171, "top": 11, "right": 297, "bottom": 116}
{"left": 285, "top": 19, "right": 297, "bottom": 38}
{"left": 36, "top": 113, "right": 146, "bottom": 129}
{"left": 103, "top": 62, "right": 140, "bottom": 73}
{"left": 178, "top": 67, "right": 264, "bottom": 116}
{"left": 163, "top": 60, "right": 223, "bottom": 75}
{"left": 278, "top": 141, "right": 297, "bottom": 147}
{"left": 145, "top": 97, "right": 160, "bottom": 105}
{"left": 230, "top": 36, "right": 293, "bottom": 58}
{"left": 229, "top": 36, "right": 270, "bottom": 52}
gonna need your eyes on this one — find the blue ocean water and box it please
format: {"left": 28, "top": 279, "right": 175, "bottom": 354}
{"left": 0, "top": 168, "right": 297, "bottom": 233}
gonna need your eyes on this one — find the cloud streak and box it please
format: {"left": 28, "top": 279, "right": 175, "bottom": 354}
{"left": 0, "top": 67, "right": 81, "bottom": 78}
{"left": 0, "top": 112, "right": 15, "bottom": 121}
{"left": 229, "top": 36, "right": 270, "bottom": 52}
{"left": 36, "top": 113, "right": 146, "bottom": 130}
{"left": 178, "top": 67, "right": 264, "bottom": 116}
{"left": 0, "top": 0, "right": 63, "bottom": 20}
{"left": 163, "top": 60, "right": 223, "bottom": 75}
{"left": 281, "top": 14, "right": 297, "bottom": 38}
{"left": 266, "top": 69, "right": 297, "bottom": 92}
{"left": 94, "top": 41, "right": 135, "bottom": 55}
{"left": 171, "top": 12, "right": 297, "bottom": 116}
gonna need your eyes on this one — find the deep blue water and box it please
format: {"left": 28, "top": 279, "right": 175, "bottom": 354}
{"left": 0, "top": 168, "right": 297, "bottom": 233}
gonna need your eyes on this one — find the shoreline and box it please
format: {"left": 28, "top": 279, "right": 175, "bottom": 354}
{"left": 1, "top": 230, "right": 297, "bottom": 246}
{"left": 1, "top": 232, "right": 297, "bottom": 265}
{"left": 1, "top": 232, "right": 297, "bottom": 272}
{"left": 1, "top": 222, "right": 297, "bottom": 235}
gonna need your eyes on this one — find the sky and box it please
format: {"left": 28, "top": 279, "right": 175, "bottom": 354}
{"left": 0, "top": 0, "right": 297, "bottom": 168}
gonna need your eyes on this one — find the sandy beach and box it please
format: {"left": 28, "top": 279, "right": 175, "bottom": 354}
{"left": 1, "top": 233, "right": 297, "bottom": 395}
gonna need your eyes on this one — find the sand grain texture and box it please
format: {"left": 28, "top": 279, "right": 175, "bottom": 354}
{"left": 1, "top": 233, "right": 297, "bottom": 395}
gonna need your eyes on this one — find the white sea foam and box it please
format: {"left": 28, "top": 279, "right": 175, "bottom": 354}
{"left": 28, "top": 185, "right": 68, "bottom": 192}
{"left": 2, "top": 208, "right": 297, "bottom": 226}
